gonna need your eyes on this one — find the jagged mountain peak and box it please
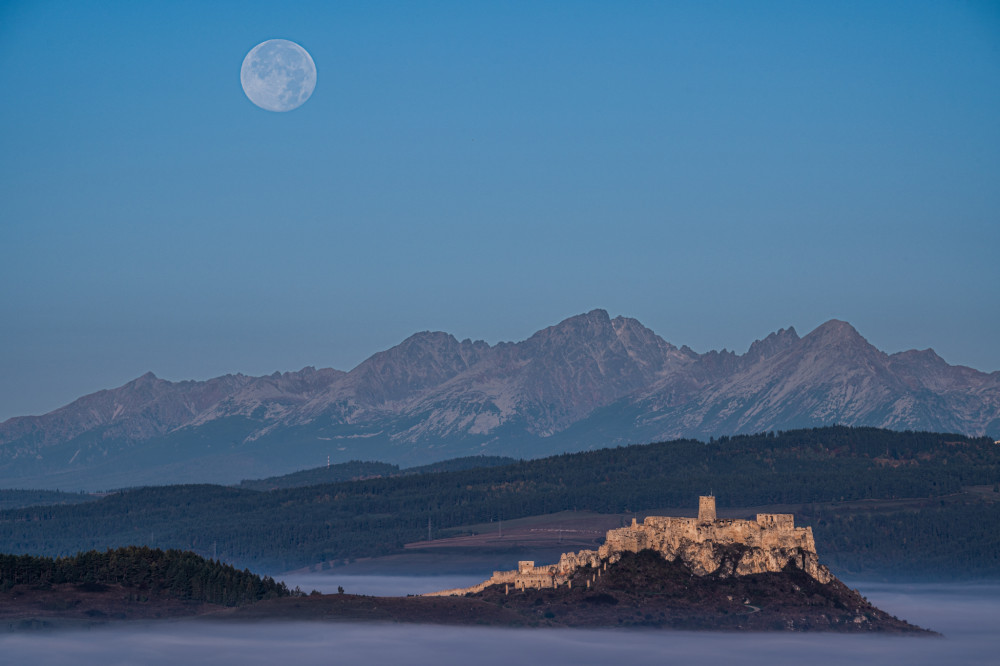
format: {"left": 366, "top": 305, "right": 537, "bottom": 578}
{"left": 794, "top": 319, "right": 883, "bottom": 362}
{"left": 579, "top": 307, "right": 611, "bottom": 321}
{"left": 345, "top": 330, "right": 492, "bottom": 406}
{"left": 116, "top": 371, "right": 165, "bottom": 392}
{"left": 744, "top": 326, "right": 800, "bottom": 364}
{"left": 611, "top": 315, "right": 676, "bottom": 347}
{"left": 355, "top": 330, "right": 481, "bottom": 367}
{"left": 399, "top": 329, "right": 459, "bottom": 346}
{"left": 890, "top": 348, "right": 946, "bottom": 366}
{"left": 525, "top": 309, "right": 611, "bottom": 341}
{"left": 885, "top": 347, "right": 997, "bottom": 393}
{"left": 517, "top": 310, "right": 676, "bottom": 369}
{"left": 1, "top": 311, "right": 997, "bottom": 489}
{"left": 522, "top": 310, "right": 673, "bottom": 354}
{"left": 805, "top": 319, "right": 866, "bottom": 343}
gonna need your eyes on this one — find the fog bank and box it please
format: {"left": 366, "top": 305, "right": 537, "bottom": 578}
{"left": 278, "top": 573, "right": 485, "bottom": 597}
{"left": 2, "top": 583, "right": 996, "bottom": 665}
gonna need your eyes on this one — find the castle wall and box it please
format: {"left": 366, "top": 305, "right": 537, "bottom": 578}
{"left": 757, "top": 513, "right": 794, "bottom": 528}
{"left": 425, "top": 499, "right": 832, "bottom": 597}
{"left": 556, "top": 549, "right": 601, "bottom": 575}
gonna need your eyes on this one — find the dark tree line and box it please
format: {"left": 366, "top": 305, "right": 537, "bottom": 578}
{"left": 802, "top": 500, "right": 1000, "bottom": 579}
{"left": 0, "top": 488, "right": 97, "bottom": 510}
{"left": 237, "top": 455, "right": 517, "bottom": 491}
{"left": 0, "top": 546, "right": 290, "bottom": 606}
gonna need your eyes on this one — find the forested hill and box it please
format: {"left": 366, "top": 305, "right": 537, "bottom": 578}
{"left": 0, "top": 489, "right": 97, "bottom": 511}
{"left": 0, "top": 427, "right": 997, "bottom": 578}
{"left": 237, "top": 455, "right": 517, "bottom": 491}
{"left": 0, "top": 546, "right": 290, "bottom": 606}
{"left": 237, "top": 460, "right": 398, "bottom": 491}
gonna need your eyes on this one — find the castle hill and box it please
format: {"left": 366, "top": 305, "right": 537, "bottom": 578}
{"left": 427, "top": 496, "right": 831, "bottom": 597}
{"left": 223, "top": 496, "right": 931, "bottom": 632}
{"left": 0, "top": 498, "right": 935, "bottom": 633}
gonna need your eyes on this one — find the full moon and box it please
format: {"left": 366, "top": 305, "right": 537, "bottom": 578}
{"left": 240, "top": 39, "right": 317, "bottom": 112}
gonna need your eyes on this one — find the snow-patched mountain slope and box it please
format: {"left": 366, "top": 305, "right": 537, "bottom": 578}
{"left": 1, "top": 310, "right": 997, "bottom": 487}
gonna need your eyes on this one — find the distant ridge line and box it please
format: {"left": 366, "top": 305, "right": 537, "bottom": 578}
{"left": 1, "top": 311, "right": 998, "bottom": 488}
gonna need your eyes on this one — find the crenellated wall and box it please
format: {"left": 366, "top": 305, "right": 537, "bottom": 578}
{"left": 596, "top": 507, "right": 827, "bottom": 582}
{"left": 425, "top": 497, "right": 832, "bottom": 597}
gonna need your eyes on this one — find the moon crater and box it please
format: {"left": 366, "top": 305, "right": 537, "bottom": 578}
{"left": 241, "top": 39, "right": 316, "bottom": 112}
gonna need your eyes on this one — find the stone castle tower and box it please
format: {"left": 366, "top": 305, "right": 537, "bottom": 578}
{"left": 425, "top": 496, "right": 831, "bottom": 597}
{"left": 698, "top": 495, "right": 716, "bottom": 522}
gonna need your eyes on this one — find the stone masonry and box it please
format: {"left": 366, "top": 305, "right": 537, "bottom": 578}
{"left": 425, "top": 496, "right": 832, "bottom": 597}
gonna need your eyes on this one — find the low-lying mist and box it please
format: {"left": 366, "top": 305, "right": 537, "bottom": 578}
{"left": 277, "top": 573, "right": 485, "bottom": 596}
{"left": 2, "top": 583, "right": 996, "bottom": 666}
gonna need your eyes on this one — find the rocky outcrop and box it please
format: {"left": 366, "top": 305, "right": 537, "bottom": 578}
{"left": 464, "top": 549, "right": 932, "bottom": 633}
{"left": 597, "top": 510, "right": 832, "bottom": 583}
{"left": 425, "top": 497, "right": 832, "bottom": 597}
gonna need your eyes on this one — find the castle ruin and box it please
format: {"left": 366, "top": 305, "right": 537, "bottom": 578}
{"left": 425, "top": 496, "right": 831, "bottom": 597}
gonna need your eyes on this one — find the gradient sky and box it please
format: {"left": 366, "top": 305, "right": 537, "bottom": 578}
{"left": 2, "top": 1, "right": 998, "bottom": 421}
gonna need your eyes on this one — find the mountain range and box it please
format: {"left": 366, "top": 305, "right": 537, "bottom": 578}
{"left": 2, "top": 310, "right": 998, "bottom": 489}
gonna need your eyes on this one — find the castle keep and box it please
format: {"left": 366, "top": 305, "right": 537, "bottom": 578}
{"left": 426, "top": 496, "right": 831, "bottom": 597}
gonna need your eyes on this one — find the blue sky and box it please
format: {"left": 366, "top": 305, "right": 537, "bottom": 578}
{"left": 1, "top": 1, "right": 998, "bottom": 420}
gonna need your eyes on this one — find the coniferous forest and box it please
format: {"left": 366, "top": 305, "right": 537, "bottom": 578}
{"left": 0, "top": 427, "right": 997, "bottom": 579}
{"left": 0, "top": 546, "right": 290, "bottom": 606}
